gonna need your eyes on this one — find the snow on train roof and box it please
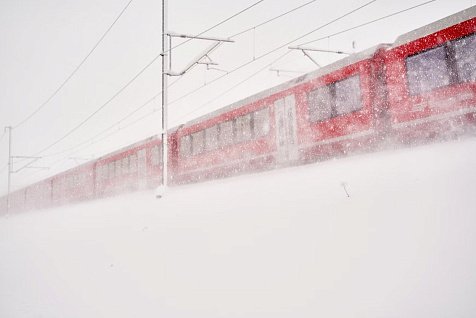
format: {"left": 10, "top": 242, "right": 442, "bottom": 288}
{"left": 393, "top": 6, "right": 476, "bottom": 47}
{"left": 175, "top": 44, "right": 389, "bottom": 131}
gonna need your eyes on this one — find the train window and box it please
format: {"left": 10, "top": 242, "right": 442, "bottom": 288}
{"left": 115, "top": 160, "right": 122, "bottom": 176}
{"left": 205, "top": 125, "right": 219, "bottom": 151}
{"left": 406, "top": 46, "right": 451, "bottom": 95}
{"left": 181, "top": 136, "right": 191, "bottom": 156}
{"left": 180, "top": 135, "right": 192, "bottom": 157}
{"left": 150, "top": 146, "right": 161, "bottom": 166}
{"left": 95, "top": 166, "right": 101, "bottom": 183}
{"left": 219, "top": 120, "right": 234, "bottom": 146}
{"left": 103, "top": 164, "right": 109, "bottom": 180}
{"left": 122, "top": 157, "right": 129, "bottom": 174}
{"left": 335, "top": 75, "right": 362, "bottom": 115}
{"left": 253, "top": 107, "right": 270, "bottom": 137}
{"left": 308, "top": 85, "right": 333, "bottom": 122}
{"left": 235, "top": 114, "right": 252, "bottom": 142}
{"left": 100, "top": 165, "right": 105, "bottom": 182}
{"left": 451, "top": 33, "right": 476, "bottom": 83}
{"left": 130, "top": 154, "right": 138, "bottom": 173}
{"left": 108, "top": 162, "right": 115, "bottom": 179}
{"left": 192, "top": 130, "right": 205, "bottom": 155}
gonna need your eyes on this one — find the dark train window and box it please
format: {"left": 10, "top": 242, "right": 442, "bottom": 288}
{"left": 122, "top": 157, "right": 129, "bottom": 174}
{"left": 451, "top": 33, "right": 476, "bottom": 83}
{"left": 150, "top": 146, "right": 161, "bottom": 166}
{"left": 180, "top": 135, "right": 192, "bottom": 157}
{"left": 308, "top": 75, "right": 362, "bottom": 122}
{"left": 253, "top": 107, "right": 270, "bottom": 137}
{"left": 108, "top": 162, "right": 115, "bottom": 179}
{"left": 129, "top": 154, "right": 138, "bottom": 173}
{"left": 115, "top": 160, "right": 122, "bottom": 176}
{"left": 335, "top": 75, "right": 362, "bottom": 115}
{"left": 219, "top": 120, "right": 234, "bottom": 146}
{"left": 205, "top": 125, "right": 219, "bottom": 151}
{"left": 406, "top": 46, "right": 451, "bottom": 95}
{"left": 192, "top": 130, "right": 205, "bottom": 155}
{"left": 235, "top": 113, "right": 252, "bottom": 142}
{"left": 308, "top": 85, "right": 333, "bottom": 122}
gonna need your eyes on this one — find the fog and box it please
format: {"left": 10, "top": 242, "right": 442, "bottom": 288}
{"left": 1, "top": 136, "right": 476, "bottom": 318}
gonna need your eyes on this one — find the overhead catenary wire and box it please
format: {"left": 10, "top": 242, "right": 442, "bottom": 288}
{"left": 16, "top": 0, "right": 431, "bottom": 188}
{"left": 230, "top": 0, "right": 320, "bottom": 38}
{"left": 166, "top": 0, "right": 437, "bottom": 118}
{"left": 167, "top": 0, "right": 378, "bottom": 109}
{"left": 13, "top": 0, "right": 135, "bottom": 130}
{"left": 39, "top": 0, "right": 323, "bottom": 159}
{"left": 41, "top": 78, "right": 182, "bottom": 158}
{"left": 28, "top": 0, "right": 267, "bottom": 158}
{"left": 26, "top": 107, "right": 161, "bottom": 181}
{"left": 43, "top": 0, "right": 376, "bottom": 162}
{"left": 45, "top": 0, "right": 323, "bottom": 158}
{"left": 298, "top": 0, "right": 437, "bottom": 47}
{"left": 164, "top": 0, "right": 266, "bottom": 54}
{"left": 172, "top": 50, "right": 293, "bottom": 125}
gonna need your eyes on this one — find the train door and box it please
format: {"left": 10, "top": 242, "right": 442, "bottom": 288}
{"left": 137, "top": 149, "right": 147, "bottom": 188}
{"left": 274, "top": 94, "right": 298, "bottom": 163}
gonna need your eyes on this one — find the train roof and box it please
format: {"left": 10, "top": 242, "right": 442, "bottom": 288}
{"left": 174, "top": 44, "right": 389, "bottom": 131}
{"left": 393, "top": 6, "right": 476, "bottom": 47}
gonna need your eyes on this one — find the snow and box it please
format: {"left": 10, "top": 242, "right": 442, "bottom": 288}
{"left": 1, "top": 137, "right": 476, "bottom": 318}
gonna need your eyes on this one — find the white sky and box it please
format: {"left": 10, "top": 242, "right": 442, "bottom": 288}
{"left": 0, "top": 0, "right": 474, "bottom": 193}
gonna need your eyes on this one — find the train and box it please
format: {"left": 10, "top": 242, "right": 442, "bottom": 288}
{"left": 1, "top": 7, "right": 475, "bottom": 214}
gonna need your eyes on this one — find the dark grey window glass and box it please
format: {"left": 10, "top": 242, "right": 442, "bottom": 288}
{"left": 406, "top": 46, "right": 451, "bottom": 95}
{"left": 451, "top": 33, "right": 476, "bottom": 83}
{"left": 308, "top": 85, "right": 332, "bottom": 122}
{"left": 335, "top": 75, "right": 362, "bottom": 115}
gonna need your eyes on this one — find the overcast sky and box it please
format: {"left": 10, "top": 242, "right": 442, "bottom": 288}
{"left": 0, "top": 0, "right": 474, "bottom": 193}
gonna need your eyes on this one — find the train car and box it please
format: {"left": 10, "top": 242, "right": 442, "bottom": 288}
{"left": 385, "top": 7, "right": 476, "bottom": 143}
{"left": 170, "top": 44, "right": 390, "bottom": 183}
{"left": 94, "top": 136, "right": 162, "bottom": 197}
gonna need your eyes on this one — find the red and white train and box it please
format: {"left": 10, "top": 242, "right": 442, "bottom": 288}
{"left": 1, "top": 7, "right": 475, "bottom": 214}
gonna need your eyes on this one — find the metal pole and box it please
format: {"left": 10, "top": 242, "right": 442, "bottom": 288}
{"left": 158, "top": 0, "right": 169, "bottom": 198}
{"left": 5, "top": 126, "right": 12, "bottom": 213}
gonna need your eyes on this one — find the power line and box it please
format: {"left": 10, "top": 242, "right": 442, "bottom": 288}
{"left": 165, "top": 0, "right": 266, "bottom": 53}
{"left": 43, "top": 78, "right": 181, "bottom": 158}
{"left": 29, "top": 0, "right": 267, "bottom": 158}
{"left": 298, "top": 0, "right": 437, "bottom": 47}
{"left": 13, "top": 0, "right": 135, "bottom": 129}
{"left": 26, "top": 107, "right": 160, "bottom": 181}
{"left": 19, "top": 0, "right": 375, "bottom": 179}
{"left": 31, "top": 54, "right": 162, "bottom": 156}
{"left": 168, "top": 0, "right": 377, "bottom": 109}
{"left": 230, "top": 0, "right": 320, "bottom": 38}
{"left": 35, "top": 0, "right": 322, "bottom": 160}
{"left": 172, "top": 50, "right": 293, "bottom": 125}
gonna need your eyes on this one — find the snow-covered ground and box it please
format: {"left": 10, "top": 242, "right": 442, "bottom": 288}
{"left": 1, "top": 137, "right": 476, "bottom": 318}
